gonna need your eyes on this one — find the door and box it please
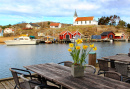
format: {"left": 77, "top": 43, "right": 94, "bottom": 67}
{"left": 66, "top": 35, "right": 69, "bottom": 39}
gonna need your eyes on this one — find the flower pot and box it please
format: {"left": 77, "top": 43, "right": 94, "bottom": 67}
{"left": 71, "top": 65, "right": 84, "bottom": 77}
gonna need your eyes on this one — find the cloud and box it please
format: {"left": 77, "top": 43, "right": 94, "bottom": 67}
{"left": 0, "top": 0, "right": 130, "bottom": 25}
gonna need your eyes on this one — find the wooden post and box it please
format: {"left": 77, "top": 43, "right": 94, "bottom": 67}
{"left": 88, "top": 52, "right": 96, "bottom": 67}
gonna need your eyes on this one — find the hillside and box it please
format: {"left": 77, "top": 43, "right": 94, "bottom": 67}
{"left": 1, "top": 22, "right": 129, "bottom": 40}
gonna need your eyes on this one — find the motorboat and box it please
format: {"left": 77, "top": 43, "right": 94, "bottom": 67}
{"left": 45, "top": 36, "right": 52, "bottom": 44}
{"left": 4, "top": 36, "right": 37, "bottom": 45}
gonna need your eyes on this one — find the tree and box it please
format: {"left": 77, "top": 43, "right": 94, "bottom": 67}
{"left": 98, "top": 16, "right": 110, "bottom": 25}
{"left": 109, "top": 15, "right": 120, "bottom": 26}
{"left": 118, "top": 20, "right": 126, "bottom": 27}
{"left": 127, "top": 23, "right": 130, "bottom": 28}
{"left": 48, "top": 21, "right": 50, "bottom": 25}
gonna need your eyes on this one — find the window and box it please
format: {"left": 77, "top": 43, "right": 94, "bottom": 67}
{"left": 81, "top": 21, "right": 82, "bottom": 24}
{"left": 89, "top": 21, "right": 91, "bottom": 24}
{"left": 55, "top": 26, "right": 58, "bottom": 28}
{"left": 85, "top": 21, "right": 86, "bottom": 24}
{"left": 77, "top": 21, "right": 78, "bottom": 24}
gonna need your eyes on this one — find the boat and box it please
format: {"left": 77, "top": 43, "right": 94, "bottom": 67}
{"left": 45, "top": 36, "right": 52, "bottom": 44}
{"left": 4, "top": 36, "right": 37, "bottom": 45}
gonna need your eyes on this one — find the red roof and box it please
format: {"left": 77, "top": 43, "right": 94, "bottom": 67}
{"left": 50, "top": 23, "right": 60, "bottom": 26}
{"left": 71, "top": 31, "right": 77, "bottom": 35}
{"left": 75, "top": 17, "right": 94, "bottom": 21}
{"left": 59, "top": 31, "right": 67, "bottom": 35}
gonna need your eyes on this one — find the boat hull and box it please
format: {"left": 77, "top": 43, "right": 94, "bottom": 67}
{"left": 4, "top": 40, "right": 37, "bottom": 46}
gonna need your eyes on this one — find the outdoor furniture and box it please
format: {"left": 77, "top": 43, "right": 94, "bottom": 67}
{"left": 104, "top": 71, "right": 123, "bottom": 81}
{"left": 115, "top": 61, "right": 130, "bottom": 82}
{"left": 58, "top": 61, "right": 73, "bottom": 67}
{"left": 24, "top": 63, "right": 130, "bottom": 89}
{"left": 102, "top": 54, "right": 130, "bottom": 68}
{"left": 84, "top": 65, "right": 96, "bottom": 74}
{"left": 9, "top": 68, "right": 59, "bottom": 89}
{"left": 97, "top": 59, "right": 115, "bottom": 75}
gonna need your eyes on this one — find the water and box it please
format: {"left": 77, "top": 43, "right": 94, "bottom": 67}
{"left": 0, "top": 42, "right": 130, "bottom": 79}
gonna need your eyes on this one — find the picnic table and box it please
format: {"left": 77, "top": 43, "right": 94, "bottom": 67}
{"left": 24, "top": 63, "right": 130, "bottom": 89}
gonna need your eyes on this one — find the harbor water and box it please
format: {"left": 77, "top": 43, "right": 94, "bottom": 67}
{"left": 0, "top": 42, "right": 130, "bottom": 79}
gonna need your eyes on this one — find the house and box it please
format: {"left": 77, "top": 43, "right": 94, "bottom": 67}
{"left": 26, "top": 23, "right": 40, "bottom": 29}
{"left": 0, "top": 29, "right": 3, "bottom": 37}
{"left": 71, "top": 31, "right": 81, "bottom": 39}
{"left": 101, "top": 31, "right": 115, "bottom": 39}
{"left": 73, "top": 10, "right": 98, "bottom": 25}
{"left": 38, "top": 31, "right": 45, "bottom": 37}
{"left": 115, "top": 33, "right": 125, "bottom": 39}
{"left": 4, "top": 28, "right": 14, "bottom": 33}
{"left": 59, "top": 31, "right": 72, "bottom": 40}
{"left": 50, "top": 23, "right": 62, "bottom": 28}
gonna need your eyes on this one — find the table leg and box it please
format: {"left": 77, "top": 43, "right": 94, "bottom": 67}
{"left": 110, "top": 60, "right": 115, "bottom": 68}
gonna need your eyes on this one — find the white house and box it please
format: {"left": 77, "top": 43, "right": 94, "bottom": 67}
{"left": 26, "top": 23, "right": 40, "bottom": 29}
{"left": 73, "top": 10, "right": 98, "bottom": 25}
{"left": 50, "top": 23, "right": 62, "bottom": 28}
{"left": 4, "top": 28, "right": 14, "bottom": 33}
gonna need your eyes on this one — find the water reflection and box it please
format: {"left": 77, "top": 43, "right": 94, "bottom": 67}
{"left": 0, "top": 42, "right": 130, "bottom": 79}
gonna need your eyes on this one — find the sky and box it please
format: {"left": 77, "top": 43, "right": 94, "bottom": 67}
{"left": 0, "top": 0, "right": 130, "bottom": 26}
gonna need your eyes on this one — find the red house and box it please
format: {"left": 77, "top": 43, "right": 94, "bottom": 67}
{"left": 115, "top": 33, "right": 125, "bottom": 39}
{"left": 59, "top": 31, "right": 72, "bottom": 40}
{"left": 101, "top": 31, "right": 115, "bottom": 39}
{"left": 71, "top": 31, "right": 81, "bottom": 39}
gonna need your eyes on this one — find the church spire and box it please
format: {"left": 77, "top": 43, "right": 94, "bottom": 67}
{"left": 74, "top": 9, "right": 78, "bottom": 17}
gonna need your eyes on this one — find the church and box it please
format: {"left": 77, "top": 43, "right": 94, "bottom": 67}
{"left": 73, "top": 10, "right": 98, "bottom": 25}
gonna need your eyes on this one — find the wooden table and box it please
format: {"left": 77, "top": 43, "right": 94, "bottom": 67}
{"left": 102, "top": 54, "right": 130, "bottom": 68}
{"left": 24, "top": 63, "right": 130, "bottom": 89}
{"left": 102, "top": 54, "right": 130, "bottom": 62}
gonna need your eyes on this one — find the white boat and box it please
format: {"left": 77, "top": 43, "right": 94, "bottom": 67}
{"left": 4, "top": 36, "right": 37, "bottom": 45}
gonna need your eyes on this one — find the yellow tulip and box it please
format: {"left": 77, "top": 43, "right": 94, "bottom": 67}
{"left": 83, "top": 45, "right": 88, "bottom": 50}
{"left": 68, "top": 48, "right": 72, "bottom": 52}
{"left": 76, "top": 46, "right": 80, "bottom": 50}
{"left": 93, "top": 47, "right": 97, "bottom": 51}
{"left": 90, "top": 43, "right": 94, "bottom": 48}
{"left": 69, "top": 43, "right": 74, "bottom": 48}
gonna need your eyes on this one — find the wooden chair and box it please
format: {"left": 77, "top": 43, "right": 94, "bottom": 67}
{"left": 104, "top": 71, "right": 123, "bottom": 81}
{"left": 84, "top": 65, "right": 96, "bottom": 74}
{"left": 97, "top": 59, "right": 115, "bottom": 75}
{"left": 58, "top": 61, "right": 73, "bottom": 67}
{"left": 9, "top": 68, "right": 59, "bottom": 89}
{"left": 115, "top": 61, "right": 130, "bottom": 82}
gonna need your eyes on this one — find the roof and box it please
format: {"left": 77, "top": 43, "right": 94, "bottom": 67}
{"left": 101, "top": 31, "right": 113, "bottom": 35}
{"left": 75, "top": 17, "right": 94, "bottom": 21}
{"left": 74, "top": 10, "right": 78, "bottom": 17}
{"left": 29, "top": 23, "right": 40, "bottom": 27}
{"left": 50, "top": 23, "right": 60, "bottom": 26}
{"left": 115, "top": 33, "right": 124, "bottom": 36}
{"left": 71, "top": 31, "right": 81, "bottom": 35}
{"left": 59, "top": 31, "right": 67, "bottom": 35}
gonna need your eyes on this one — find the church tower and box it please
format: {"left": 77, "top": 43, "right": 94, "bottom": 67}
{"left": 73, "top": 9, "right": 78, "bottom": 23}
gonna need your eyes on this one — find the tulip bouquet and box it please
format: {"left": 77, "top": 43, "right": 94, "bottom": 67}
{"left": 68, "top": 39, "right": 97, "bottom": 66}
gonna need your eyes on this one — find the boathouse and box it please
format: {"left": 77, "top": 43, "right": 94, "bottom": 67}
{"left": 101, "top": 31, "right": 115, "bottom": 39}
{"left": 59, "top": 31, "right": 72, "bottom": 40}
{"left": 115, "top": 33, "right": 125, "bottom": 39}
{"left": 71, "top": 31, "right": 81, "bottom": 39}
